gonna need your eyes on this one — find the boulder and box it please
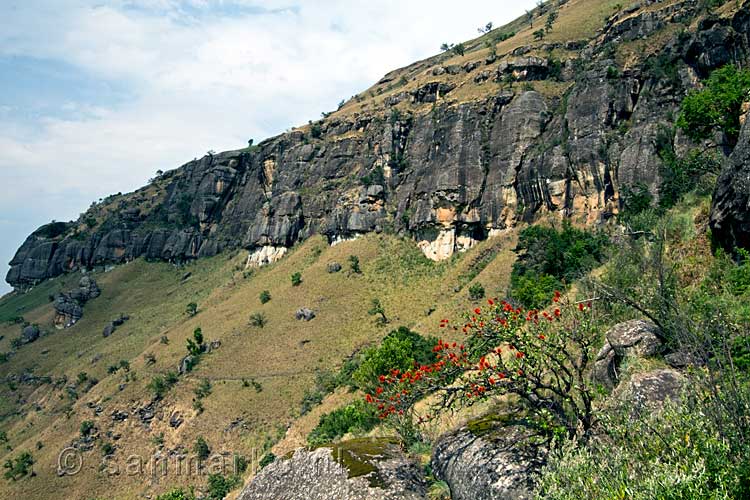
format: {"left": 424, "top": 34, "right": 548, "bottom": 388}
{"left": 616, "top": 368, "right": 685, "bottom": 413}
{"left": 295, "top": 308, "right": 316, "bottom": 321}
{"left": 237, "top": 438, "right": 426, "bottom": 500}
{"left": 327, "top": 262, "right": 342, "bottom": 273}
{"left": 592, "top": 320, "right": 664, "bottom": 388}
{"left": 20, "top": 325, "right": 40, "bottom": 344}
{"left": 432, "top": 415, "right": 545, "bottom": 500}
{"left": 102, "top": 322, "right": 116, "bottom": 338}
{"left": 710, "top": 117, "right": 750, "bottom": 253}
{"left": 179, "top": 355, "right": 197, "bottom": 374}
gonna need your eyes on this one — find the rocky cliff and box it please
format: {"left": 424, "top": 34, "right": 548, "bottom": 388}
{"left": 8, "top": 0, "right": 750, "bottom": 290}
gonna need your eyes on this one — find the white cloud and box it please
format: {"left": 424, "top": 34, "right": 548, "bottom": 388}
{"left": 0, "top": 0, "right": 537, "bottom": 291}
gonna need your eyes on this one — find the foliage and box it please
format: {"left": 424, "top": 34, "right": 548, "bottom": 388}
{"left": 206, "top": 473, "right": 241, "bottom": 499}
{"left": 3, "top": 451, "right": 34, "bottom": 481}
{"left": 367, "top": 298, "right": 389, "bottom": 326}
{"left": 348, "top": 255, "right": 361, "bottom": 274}
{"left": 259, "top": 290, "right": 271, "bottom": 304}
{"left": 249, "top": 312, "right": 267, "bottom": 328}
{"left": 101, "top": 442, "right": 115, "bottom": 456}
{"left": 307, "top": 400, "right": 379, "bottom": 445}
{"left": 468, "top": 282, "right": 486, "bottom": 301}
{"left": 452, "top": 43, "right": 465, "bottom": 56}
{"left": 534, "top": 29, "right": 546, "bottom": 40}
{"left": 619, "top": 182, "right": 654, "bottom": 222}
{"left": 186, "top": 327, "right": 205, "bottom": 357}
{"left": 291, "top": 272, "right": 303, "bottom": 286}
{"left": 193, "top": 436, "right": 210, "bottom": 460}
{"left": 538, "top": 392, "right": 750, "bottom": 499}
{"left": 185, "top": 302, "right": 198, "bottom": 317}
{"left": 366, "top": 297, "right": 601, "bottom": 442}
{"left": 353, "top": 327, "right": 437, "bottom": 392}
{"left": 155, "top": 488, "right": 195, "bottom": 500}
{"left": 149, "top": 372, "right": 178, "bottom": 398}
{"left": 677, "top": 64, "right": 750, "bottom": 145}
{"left": 259, "top": 452, "right": 276, "bottom": 469}
{"left": 80, "top": 420, "right": 95, "bottom": 436}
{"left": 194, "top": 378, "right": 211, "bottom": 399}
{"left": 510, "top": 222, "right": 608, "bottom": 308}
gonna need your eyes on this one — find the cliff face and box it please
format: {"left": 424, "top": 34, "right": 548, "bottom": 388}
{"left": 8, "top": 0, "right": 750, "bottom": 289}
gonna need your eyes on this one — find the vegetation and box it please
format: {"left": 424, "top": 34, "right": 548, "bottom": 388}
{"left": 206, "top": 473, "right": 241, "bottom": 499}
{"left": 259, "top": 290, "right": 271, "bottom": 304}
{"left": 367, "top": 298, "right": 389, "bottom": 326}
{"left": 308, "top": 400, "right": 379, "bottom": 445}
{"left": 249, "top": 312, "right": 267, "bottom": 328}
{"left": 193, "top": 436, "right": 210, "bottom": 461}
{"left": 3, "top": 452, "right": 34, "bottom": 481}
{"left": 677, "top": 64, "right": 750, "bottom": 145}
{"left": 348, "top": 255, "right": 361, "bottom": 274}
{"left": 468, "top": 283, "right": 485, "bottom": 301}
{"left": 185, "top": 302, "right": 198, "bottom": 317}
{"left": 155, "top": 488, "right": 195, "bottom": 500}
{"left": 291, "top": 272, "right": 303, "bottom": 286}
{"left": 509, "top": 222, "right": 608, "bottom": 308}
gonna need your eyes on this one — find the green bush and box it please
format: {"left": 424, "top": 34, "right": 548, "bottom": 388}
{"left": 259, "top": 452, "right": 276, "bottom": 469}
{"left": 80, "top": 420, "right": 95, "bottom": 436}
{"left": 193, "top": 436, "right": 210, "bottom": 460}
{"left": 206, "top": 473, "right": 241, "bottom": 499}
{"left": 348, "top": 255, "right": 361, "bottom": 274}
{"left": 155, "top": 488, "right": 195, "bottom": 500}
{"left": 249, "top": 312, "right": 267, "bottom": 328}
{"left": 185, "top": 302, "right": 198, "bottom": 316}
{"left": 194, "top": 378, "right": 211, "bottom": 399}
{"left": 352, "top": 327, "right": 437, "bottom": 392}
{"left": 291, "top": 272, "right": 302, "bottom": 286}
{"left": 149, "top": 373, "right": 178, "bottom": 398}
{"left": 677, "top": 64, "right": 750, "bottom": 145}
{"left": 259, "top": 290, "right": 271, "bottom": 304}
{"left": 3, "top": 451, "right": 34, "bottom": 481}
{"left": 510, "top": 221, "right": 607, "bottom": 307}
{"left": 468, "top": 283, "right": 485, "bottom": 301}
{"left": 307, "top": 400, "right": 379, "bottom": 445}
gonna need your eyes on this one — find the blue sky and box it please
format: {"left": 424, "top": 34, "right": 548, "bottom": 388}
{"left": 0, "top": 0, "right": 537, "bottom": 293}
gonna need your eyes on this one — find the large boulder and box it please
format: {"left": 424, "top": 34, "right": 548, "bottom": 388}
{"left": 711, "top": 118, "right": 750, "bottom": 253}
{"left": 295, "top": 308, "right": 316, "bottom": 321}
{"left": 53, "top": 276, "right": 101, "bottom": 329}
{"left": 432, "top": 414, "right": 545, "bottom": 500}
{"left": 592, "top": 320, "right": 664, "bottom": 389}
{"left": 616, "top": 368, "right": 685, "bottom": 414}
{"left": 20, "top": 325, "right": 40, "bottom": 344}
{"left": 237, "top": 439, "right": 426, "bottom": 500}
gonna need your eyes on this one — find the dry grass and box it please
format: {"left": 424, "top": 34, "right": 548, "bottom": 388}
{"left": 0, "top": 231, "right": 519, "bottom": 499}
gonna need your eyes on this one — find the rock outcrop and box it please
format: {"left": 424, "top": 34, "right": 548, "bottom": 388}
{"left": 593, "top": 319, "right": 664, "bottom": 389}
{"left": 238, "top": 439, "right": 426, "bottom": 500}
{"left": 432, "top": 414, "right": 545, "bottom": 500}
{"left": 53, "top": 276, "right": 101, "bottom": 328}
{"left": 8, "top": 2, "right": 750, "bottom": 289}
{"left": 711, "top": 117, "right": 750, "bottom": 253}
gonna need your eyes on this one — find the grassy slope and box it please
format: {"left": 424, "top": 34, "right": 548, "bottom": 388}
{"left": 0, "top": 231, "right": 517, "bottom": 499}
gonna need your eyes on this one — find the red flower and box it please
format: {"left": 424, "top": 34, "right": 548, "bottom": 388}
{"left": 578, "top": 303, "right": 584, "bottom": 311}
{"left": 474, "top": 308, "right": 481, "bottom": 315}
{"left": 365, "top": 394, "right": 374, "bottom": 403}
{"left": 488, "top": 377, "right": 495, "bottom": 385}
{"left": 376, "top": 387, "right": 383, "bottom": 395}
{"left": 487, "top": 298, "right": 494, "bottom": 306}
{"left": 538, "top": 334, "right": 545, "bottom": 340}
{"left": 378, "top": 375, "right": 386, "bottom": 383}
{"left": 554, "top": 308, "right": 561, "bottom": 317}
{"left": 516, "top": 351, "right": 524, "bottom": 359}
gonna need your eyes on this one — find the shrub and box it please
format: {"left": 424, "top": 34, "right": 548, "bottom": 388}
{"left": 619, "top": 182, "right": 653, "bottom": 222}
{"left": 259, "top": 452, "right": 276, "bottom": 469}
{"left": 510, "top": 222, "right": 608, "bottom": 308}
{"left": 149, "top": 373, "right": 177, "bottom": 398}
{"left": 367, "top": 298, "right": 389, "bottom": 326}
{"left": 291, "top": 272, "right": 302, "bottom": 286}
{"left": 308, "top": 400, "right": 379, "bottom": 445}
{"left": 366, "top": 297, "right": 601, "bottom": 441}
{"left": 155, "top": 488, "right": 195, "bottom": 500}
{"left": 348, "top": 255, "right": 362, "bottom": 274}
{"left": 185, "top": 302, "right": 198, "bottom": 316}
{"left": 3, "top": 451, "right": 34, "bottom": 481}
{"left": 677, "top": 64, "right": 750, "bottom": 145}
{"left": 186, "top": 327, "right": 204, "bottom": 357}
{"left": 353, "top": 327, "right": 437, "bottom": 392}
{"left": 194, "top": 378, "right": 211, "bottom": 399}
{"left": 193, "top": 436, "right": 210, "bottom": 460}
{"left": 101, "top": 442, "right": 115, "bottom": 456}
{"left": 451, "top": 43, "right": 465, "bottom": 56}
{"left": 468, "top": 283, "right": 485, "bottom": 300}
{"left": 207, "top": 473, "right": 241, "bottom": 499}
{"left": 249, "top": 312, "right": 267, "bottom": 328}
{"left": 259, "top": 290, "right": 271, "bottom": 304}
{"left": 80, "top": 421, "right": 95, "bottom": 436}
{"left": 234, "top": 454, "right": 249, "bottom": 474}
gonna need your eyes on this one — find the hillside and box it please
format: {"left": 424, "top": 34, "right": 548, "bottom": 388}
{"left": 3, "top": 0, "right": 750, "bottom": 498}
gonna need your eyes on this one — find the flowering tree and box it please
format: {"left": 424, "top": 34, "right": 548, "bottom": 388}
{"left": 365, "top": 293, "right": 602, "bottom": 441}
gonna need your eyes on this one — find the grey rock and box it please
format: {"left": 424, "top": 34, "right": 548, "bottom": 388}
{"left": 169, "top": 411, "right": 183, "bottom": 428}
{"left": 327, "top": 262, "right": 342, "bottom": 273}
{"left": 295, "top": 308, "right": 316, "bottom": 321}
{"left": 20, "top": 325, "right": 40, "bottom": 344}
{"left": 102, "top": 322, "right": 115, "bottom": 338}
{"left": 616, "top": 368, "right": 685, "bottom": 413}
{"left": 238, "top": 439, "right": 426, "bottom": 500}
{"left": 665, "top": 350, "right": 704, "bottom": 368}
{"left": 432, "top": 417, "right": 545, "bottom": 500}
{"left": 179, "top": 355, "right": 197, "bottom": 374}
{"left": 592, "top": 320, "right": 664, "bottom": 388}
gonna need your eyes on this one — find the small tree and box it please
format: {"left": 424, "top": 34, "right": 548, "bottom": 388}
{"left": 451, "top": 43, "right": 466, "bottom": 57}
{"left": 478, "top": 22, "right": 493, "bottom": 34}
{"left": 368, "top": 298, "right": 389, "bottom": 326}
{"left": 545, "top": 10, "right": 558, "bottom": 33}
{"left": 3, "top": 451, "right": 34, "bottom": 481}
{"left": 534, "top": 29, "right": 546, "bottom": 41}
{"left": 193, "top": 436, "right": 210, "bottom": 461}
{"left": 186, "top": 327, "right": 204, "bottom": 356}
{"left": 186, "top": 302, "right": 198, "bottom": 317}
{"left": 249, "top": 312, "right": 267, "bottom": 328}
{"left": 259, "top": 290, "right": 271, "bottom": 304}
{"left": 440, "top": 42, "right": 452, "bottom": 52}
{"left": 195, "top": 378, "right": 212, "bottom": 399}
{"left": 291, "top": 272, "right": 303, "bottom": 286}
{"left": 468, "top": 283, "right": 486, "bottom": 301}
{"left": 348, "top": 255, "right": 362, "bottom": 274}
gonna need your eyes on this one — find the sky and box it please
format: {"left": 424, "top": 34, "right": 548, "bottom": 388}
{"left": 0, "top": 0, "right": 537, "bottom": 293}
